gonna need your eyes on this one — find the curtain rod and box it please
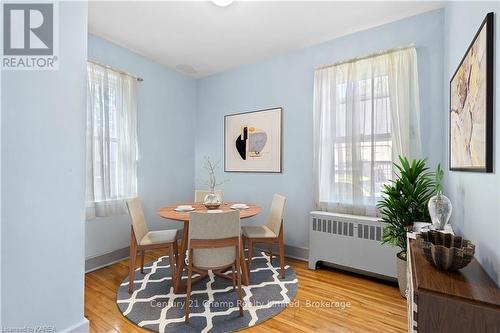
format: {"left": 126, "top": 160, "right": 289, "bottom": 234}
{"left": 87, "top": 59, "right": 144, "bottom": 82}
{"left": 315, "top": 44, "right": 416, "bottom": 71}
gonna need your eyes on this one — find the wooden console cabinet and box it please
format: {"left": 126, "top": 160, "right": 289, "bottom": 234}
{"left": 407, "top": 238, "right": 500, "bottom": 333}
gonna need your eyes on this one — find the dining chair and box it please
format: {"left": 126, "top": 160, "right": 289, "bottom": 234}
{"left": 125, "top": 197, "right": 178, "bottom": 294}
{"left": 242, "top": 194, "right": 287, "bottom": 278}
{"left": 185, "top": 210, "right": 244, "bottom": 322}
{"left": 194, "top": 189, "right": 223, "bottom": 203}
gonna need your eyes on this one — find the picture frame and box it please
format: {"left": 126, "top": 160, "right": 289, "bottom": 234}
{"left": 224, "top": 107, "right": 282, "bottom": 173}
{"left": 449, "top": 12, "right": 494, "bottom": 172}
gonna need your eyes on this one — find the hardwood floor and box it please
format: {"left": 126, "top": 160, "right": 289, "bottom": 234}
{"left": 85, "top": 249, "right": 407, "bottom": 333}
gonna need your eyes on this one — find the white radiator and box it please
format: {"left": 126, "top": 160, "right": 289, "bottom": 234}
{"left": 308, "top": 211, "right": 398, "bottom": 279}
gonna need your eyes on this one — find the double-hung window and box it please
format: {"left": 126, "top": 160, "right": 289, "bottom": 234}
{"left": 313, "top": 47, "right": 421, "bottom": 216}
{"left": 86, "top": 62, "right": 138, "bottom": 219}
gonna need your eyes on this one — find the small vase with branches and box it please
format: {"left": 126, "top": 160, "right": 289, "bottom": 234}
{"left": 201, "top": 157, "right": 227, "bottom": 209}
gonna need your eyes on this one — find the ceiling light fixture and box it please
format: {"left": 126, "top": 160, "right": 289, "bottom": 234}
{"left": 211, "top": 0, "right": 235, "bottom": 7}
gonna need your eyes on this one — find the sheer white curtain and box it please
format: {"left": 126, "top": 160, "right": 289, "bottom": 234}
{"left": 313, "top": 47, "right": 421, "bottom": 216}
{"left": 86, "top": 62, "right": 138, "bottom": 219}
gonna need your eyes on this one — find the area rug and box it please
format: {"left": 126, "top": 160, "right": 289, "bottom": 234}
{"left": 116, "top": 250, "right": 298, "bottom": 333}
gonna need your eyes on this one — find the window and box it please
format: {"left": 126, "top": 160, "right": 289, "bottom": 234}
{"left": 313, "top": 47, "right": 421, "bottom": 216}
{"left": 86, "top": 62, "right": 138, "bottom": 219}
{"left": 334, "top": 76, "right": 392, "bottom": 200}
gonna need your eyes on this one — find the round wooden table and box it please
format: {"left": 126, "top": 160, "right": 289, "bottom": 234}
{"left": 157, "top": 202, "right": 261, "bottom": 292}
{"left": 158, "top": 202, "right": 261, "bottom": 221}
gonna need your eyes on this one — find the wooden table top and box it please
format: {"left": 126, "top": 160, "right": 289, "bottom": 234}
{"left": 157, "top": 202, "right": 261, "bottom": 222}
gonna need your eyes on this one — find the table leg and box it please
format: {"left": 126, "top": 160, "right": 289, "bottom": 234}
{"left": 174, "top": 224, "right": 189, "bottom": 293}
{"left": 240, "top": 238, "right": 249, "bottom": 285}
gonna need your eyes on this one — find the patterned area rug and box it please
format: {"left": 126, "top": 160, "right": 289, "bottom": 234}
{"left": 117, "top": 250, "right": 298, "bottom": 333}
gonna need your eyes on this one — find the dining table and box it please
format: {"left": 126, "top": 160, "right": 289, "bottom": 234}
{"left": 157, "top": 202, "right": 261, "bottom": 293}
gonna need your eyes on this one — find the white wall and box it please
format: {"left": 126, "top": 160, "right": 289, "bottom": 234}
{"left": 85, "top": 36, "right": 197, "bottom": 259}
{"left": 444, "top": 1, "right": 500, "bottom": 286}
{"left": 1, "top": 2, "right": 88, "bottom": 330}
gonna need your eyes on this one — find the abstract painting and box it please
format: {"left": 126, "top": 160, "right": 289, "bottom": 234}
{"left": 225, "top": 107, "right": 282, "bottom": 172}
{"left": 450, "top": 12, "right": 493, "bottom": 172}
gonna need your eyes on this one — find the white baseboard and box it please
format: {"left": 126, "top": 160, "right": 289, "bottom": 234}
{"left": 61, "top": 318, "right": 89, "bottom": 333}
{"left": 85, "top": 244, "right": 309, "bottom": 274}
{"left": 85, "top": 247, "right": 130, "bottom": 273}
{"left": 254, "top": 244, "right": 309, "bottom": 262}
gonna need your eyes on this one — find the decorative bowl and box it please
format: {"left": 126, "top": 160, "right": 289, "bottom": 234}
{"left": 416, "top": 231, "right": 475, "bottom": 271}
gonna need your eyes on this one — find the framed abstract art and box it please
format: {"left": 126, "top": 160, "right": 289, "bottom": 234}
{"left": 450, "top": 12, "right": 494, "bottom": 172}
{"left": 224, "top": 107, "right": 282, "bottom": 173}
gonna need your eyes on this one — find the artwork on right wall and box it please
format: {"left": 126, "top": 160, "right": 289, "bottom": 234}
{"left": 450, "top": 12, "right": 494, "bottom": 172}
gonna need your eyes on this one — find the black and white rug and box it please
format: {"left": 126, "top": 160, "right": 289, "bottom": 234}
{"left": 116, "top": 250, "right": 298, "bottom": 333}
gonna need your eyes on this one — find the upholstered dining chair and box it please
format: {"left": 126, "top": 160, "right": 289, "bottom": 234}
{"left": 125, "top": 198, "right": 178, "bottom": 294}
{"left": 194, "top": 189, "right": 223, "bottom": 203}
{"left": 185, "top": 210, "right": 244, "bottom": 322}
{"left": 242, "top": 194, "right": 287, "bottom": 278}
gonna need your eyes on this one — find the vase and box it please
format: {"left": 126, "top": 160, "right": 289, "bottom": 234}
{"left": 203, "top": 191, "right": 221, "bottom": 210}
{"left": 427, "top": 192, "right": 452, "bottom": 230}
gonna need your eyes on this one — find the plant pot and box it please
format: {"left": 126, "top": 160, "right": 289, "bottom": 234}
{"left": 396, "top": 251, "right": 407, "bottom": 299}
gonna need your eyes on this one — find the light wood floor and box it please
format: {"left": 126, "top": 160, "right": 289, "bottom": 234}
{"left": 85, "top": 249, "right": 407, "bottom": 333}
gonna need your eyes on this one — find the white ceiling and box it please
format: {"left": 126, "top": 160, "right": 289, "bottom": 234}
{"left": 88, "top": 1, "right": 445, "bottom": 78}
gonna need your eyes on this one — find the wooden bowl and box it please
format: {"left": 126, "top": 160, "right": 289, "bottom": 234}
{"left": 416, "top": 231, "right": 475, "bottom": 271}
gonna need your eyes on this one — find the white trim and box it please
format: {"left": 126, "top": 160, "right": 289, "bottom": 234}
{"left": 85, "top": 244, "right": 309, "bottom": 274}
{"left": 86, "top": 256, "right": 129, "bottom": 274}
{"left": 254, "top": 244, "right": 309, "bottom": 262}
{"left": 85, "top": 246, "right": 130, "bottom": 273}
{"left": 61, "top": 318, "right": 89, "bottom": 333}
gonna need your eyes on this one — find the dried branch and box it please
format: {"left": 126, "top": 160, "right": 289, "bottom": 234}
{"left": 202, "top": 156, "right": 229, "bottom": 192}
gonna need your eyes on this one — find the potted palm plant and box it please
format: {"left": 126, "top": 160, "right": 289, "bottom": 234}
{"left": 377, "top": 157, "right": 436, "bottom": 298}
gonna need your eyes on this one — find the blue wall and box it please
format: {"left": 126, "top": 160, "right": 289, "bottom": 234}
{"left": 444, "top": 1, "right": 500, "bottom": 286}
{"left": 195, "top": 10, "right": 444, "bottom": 251}
{"left": 1, "top": 2, "right": 88, "bottom": 329}
{"left": 86, "top": 35, "right": 197, "bottom": 258}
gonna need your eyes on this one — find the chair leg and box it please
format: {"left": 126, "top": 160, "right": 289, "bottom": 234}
{"left": 278, "top": 232, "right": 285, "bottom": 279}
{"left": 269, "top": 243, "right": 273, "bottom": 262}
{"left": 242, "top": 236, "right": 247, "bottom": 258}
{"left": 168, "top": 244, "right": 176, "bottom": 281}
{"left": 185, "top": 249, "right": 193, "bottom": 323}
{"left": 248, "top": 240, "right": 254, "bottom": 270}
{"left": 235, "top": 245, "right": 244, "bottom": 317}
{"left": 232, "top": 263, "right": 236, "bottom": 291}
{"left": 240, "top": 237, "right": 249, "bottom": 286}
{"left": 173, "top": 239, "right": 179, "bottom": 263}
{"left": 128, "top": 228, "right": 137, "bottom": 294}
{"left": 140, "top": 250, "right": 145, "bottom": 274}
